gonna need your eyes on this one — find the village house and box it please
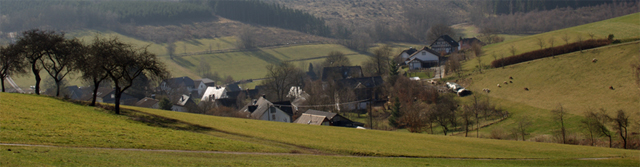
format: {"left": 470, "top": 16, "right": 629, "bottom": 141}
{"left": 240, "top": 96, "right": 293, "bottom": 123}
{"left": 338, "top": 76, "right": 385, "bottom": 110}
{"left": 160, "top": 76, "right": 196, "bottom": 95}
{"left": 194, "top": 78, "right": 216, "bottom": 97}
{"left": 394, "top": 47, "right": 418, "bottom": 65}
{"left": 294, "top": 109, "right": 364, "bottom": 127}
{"left": 135, "top": 97, "right": 159, "bottom": 109}
{"left": 404, "top": 46, "right": 442, "bottom": 70}
{"left": 172, "top": 94, "right": 199, "bottom": 113}
{"left": 429, "top": 35, "right": 459, "bottom": 54}
{"left": 321, "top": 66, "right": 364, "bottom": 81}
{"left": 83, "top": 87, "right": 138, "bottom": 105}
{"left": 458, "top": 37, "right": 486, "bottom": 50}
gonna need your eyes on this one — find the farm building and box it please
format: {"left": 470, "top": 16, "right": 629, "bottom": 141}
{"left": 430, "top": 35, "right": 459, "bottom": 54}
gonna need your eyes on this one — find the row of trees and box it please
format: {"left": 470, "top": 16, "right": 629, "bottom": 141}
{"left": 0, "top": 29, "right": 169, "bottom": 114}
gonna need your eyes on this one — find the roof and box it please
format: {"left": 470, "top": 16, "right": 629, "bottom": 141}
{"left": 164, "top": 76, "right": 195, "bottom": 88}
{"left": 195, "top": 78, "right": 216, "bottom": 87}
{"left": 293, "top": 113, "right": 328, "bottom": 125}
{"left": 135, "top": 97, "right": 159, "bottom": 108}
{"left": 175, "top": 94, "right": 192, "bottom": 107}
{"left": 95, "top": 87, "right": 114, "bottom": 98}
{"left": 395, "top": 47, "right": 418, "bottom": 58}
{"left": 240, "top": 97, "right": 278, "bottom": 119}
{"left": 272, "top": 101, "right": 295, "bottom": 117}
{"left": 304, "top": 109, "right": 337, "bottom": 120}
{"left": 201, "top": 86, "right": 228, "bottom": 101}
{"left": 407, "top": 46, "right": 441, "bottom": 59}
{"left": 321, "top": 66, "right": 364, "bottom": 81}
{"left": 338, "top": 76, "right": 384, "bottom": 89}
{"left": 430, "top": 35, "right": 459, "bottom": 47}
{"left": 459, "top": 37, "right": 486, "bottom": 46}
{"left": 225, "top": 83, "right": 242, "bottom": 92}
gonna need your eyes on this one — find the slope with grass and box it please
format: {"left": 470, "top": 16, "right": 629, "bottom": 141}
{"left": 0, "top": 93, "right": 287, "bottom": 153}
{"left": 464, "top": 12, "right": 640, "bottom": 71}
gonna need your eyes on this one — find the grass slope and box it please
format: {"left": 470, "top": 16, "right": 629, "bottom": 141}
{"left": 467, "top": 41, "right": 640, "bottom": 116}
{"left": 3, "top": 145, "right": 639, "bottom": 167}
{"left": 464, "top": 12, "right": 640, "bottom": 71}
{"left": 131, "top": 105, "right": 639, "bottom": 159}
{"left": 0, "top": 93, "right": 286, "bottom": 153}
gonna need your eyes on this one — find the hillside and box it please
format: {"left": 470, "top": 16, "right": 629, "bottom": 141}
{"left": 1, "top": 92, "right": 639, "bottom": 166}
{"left": 463, "top": 12, "right": 640, "bottom": 71}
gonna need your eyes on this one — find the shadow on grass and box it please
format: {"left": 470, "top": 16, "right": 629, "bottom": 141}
{"left": 185, "top": 39, "right": 203, "bottom": 46}
{"left": 172, "top": 56, "right": 195, "bottom": 68}
{"left": 247, "top": 49, "right": 281, "bottom": 64}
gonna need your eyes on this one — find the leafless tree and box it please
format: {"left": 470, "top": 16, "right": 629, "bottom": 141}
{"left": 551, "top": 104, "right": 568, "bottom": 144}
{"left": 41, "top": 38, "right": 84, "bottom": 97}
{"left": 588, "top": 32, "right": 596, "bottom": 39}
{"left": 196, "top": 57, "right": 212, "bottom": 78}
{"left": 262, "top": 61, "right": 304, "bottom": 101}
{"left": 582, "top": 109, "right": 600, "bottom": 146}
{"left": 399, "top": 102, "right": 430, "bottom": 133}
{"left": 595, "top": 108, "right": 614, "bottom": 148}
{"left": 515, "top": 115, "right": 532, "bottom": 141}
{"left": 548, "top": 37, "right": 556, "bottom": 48}
{"left": 236, "top": 26, "right": 257, "bottom": 49}
{"left": 536, "top": 37, "right": 546, "bottom": 49}
{"left": 79, "top": 36, "right": 114, "bottom": 106}
{"left": 364, "top": 44, "right": 391, "bottom": 76}
{"left": 322, "top": 51, "right": 351, "bottom": 67}
{"left": 460, "top": 103, "right": 475, "bottom": 137}
{"left": 426, "top": 23, "right": 456, "bottom": 43}
{"left": 479, "top": 28, "right": 498, "bottom": 44}
{"left": 445, "top": 53, "right": 462, "bottom": 77}
{"left": 562, "top": 33, "right": 571, "bottom": 45}
{"left": 101, "top": 39, "right": 169, "bottom": 114}
{"left": 611, "top": 110, "right": 630, "bottom": 149}
{"left": 166, "top": 39, "right": 176, "bottom": 60}
{"left": 15, "top": 29, "right": 65, "bottom": 95}
{"left": 0, "top": 44, "right": 28, "bottom": 92}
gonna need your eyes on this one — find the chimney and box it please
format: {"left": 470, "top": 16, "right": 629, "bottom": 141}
{"left": 261, "top": 94, "right": 266, "bottom": 99}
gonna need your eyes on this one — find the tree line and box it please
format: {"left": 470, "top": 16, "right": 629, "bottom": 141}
{"left": 485, "top": 0, "right": 636, "bottom": 14}
{"left": 0, "top": 29, "right": 169, "bottom": 114}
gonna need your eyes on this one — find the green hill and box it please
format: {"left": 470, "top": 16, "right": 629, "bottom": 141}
{"left": 1, "top": 92, "right": 638, "bottom": 165}
{"left": 464, "top": 12, "right": 640, "bottom": 71}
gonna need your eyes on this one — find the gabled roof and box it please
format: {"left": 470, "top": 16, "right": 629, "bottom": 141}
{"left": 408, "top": 46, "right": 441, "bottom": 58}
{"left": 201, "top": 86, "right": 228, "bottom": 101}
{"left": 225, "top": 83, "right": 242, "bottom": 92}
{"left": 321, "top": 66, "right": 364, "bottom": 81}
{"left": 272, "top": 101, "right": 295, "bottom": 117}
{"left": 163, "top": 76, "right": 195, "bottom": 88}
{"left": 195, "top": 78, "right": 216, "bottom": 87}
{"left": 338, "top": 76, "right": 384, "bottom": 89}
{"left": 135, "top": 97, "right": 159, "bottom": 108}
{"left": 293, "top": 113, "right": 329, "bottom": 125}
{"left": 304, "top": 109, "right": 337, "bottom": 120}
{"left": 95, "top": 87, "right": 115, "bottom": 98}
{"left": 396, "top": 47, "right": 418, "bottom": 58}
{"left": 459, "top": 37, "right": 486, "bottom": 46}
{"left": 240, "top": 97, "right": 284, "bottom": 119}
{"left": 430, "top": 35, "right": 459, "bottom": 47}
{"left": 175, "top": 94, "right": 192, "bottom": 107}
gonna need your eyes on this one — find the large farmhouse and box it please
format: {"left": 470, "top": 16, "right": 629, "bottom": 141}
{"left": 430, "top": 35, "right": 459, "bottom": 54}
{"left": 403, "top": 46, "right": 441, "bottom": 70}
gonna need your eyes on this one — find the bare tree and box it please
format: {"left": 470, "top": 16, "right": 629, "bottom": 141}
{"left": 536, "top": 37, "right": 546, "bottom": 49}
{"left": 582, "top": 109, "right": 601, "bottom": 146}
{"left": 445, "top": 53, "right": 462, "bottom": 77}
{"left": 322, "top": 51, "right": 351, "bottom": 67}
{"left": 551, "top": 104, "right": 568, "bottom": 144}
{"left": 577, "top": 35, "right": 585, "bottom": 52}
{"left": 236, "top": 26, "right": 256, "bottom": 49}
{"left": 101, "top": 40, "right": 169, "bottom": 114}
{"left": 509, "top": 45, "right": 517, "bottom": 57}
{"left": 433, "top": 94, "right": 458, "bottom": 136}
{"left": 479, "top": 28, "right": 498, "bottom": 44}
{"left": 398, "top": 102, "right": 429, "bottom": 133}
{"left": 588, "top": 32, "right": 596, "bottom": 39}
{"left": 166, "top": 39, "right": 176, "bottom": 60}
{"left": 364, "top": 44, "right": 391, "bottom": 76}
{"left": 548, "top": 37, "right": 556, "bottom": 48}
{"left": 596, "top": 108, "right": 614, "bottom": 148}
{"left": 15, "top": 29, "right": 65, "bottom": 95}
{"left": 516, "top": 115, "right": 533, "bottom": 141}
{"left": 0, "top": 44, "right": 28, "bottom": 92}
{"left": 460, "top": 103, "right": 475, "bottom": 137}
{"left": 41, "top": 38, "right": 84, "bottom": 97}
{"left": 196, "top": 57, "right": 212, "bottom": 78}
{"left": 262, "top": 61, "right": 304, "bottom": 101}
{"left": 611, "top": 110, "right": 630, "bottom": 149}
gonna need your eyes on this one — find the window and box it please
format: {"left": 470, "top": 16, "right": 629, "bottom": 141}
{"left": 272, "top": 115, "right": 276, "bottom": 120}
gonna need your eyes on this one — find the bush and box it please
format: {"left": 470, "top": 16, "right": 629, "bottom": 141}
{"left": 491, "top": 39, "right": 612, "bottom": 68}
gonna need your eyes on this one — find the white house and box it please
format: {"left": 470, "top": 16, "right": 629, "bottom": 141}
{"left": 194, "top": 78, "right": 216, "bottom": 97}
{"left": 429, "top": 35, "right": 459, "bottom": 54}
{"left": 405, "top": 46, "right": 441, "bottom": 70}
{"left": 394, "top": 47, "right": 418, "bottom": 65}
{"left": 201, "top": 86, "right": 229, "bottom": 101}
{"left": 240, "top": 97, "right": 292, "bottom": 123}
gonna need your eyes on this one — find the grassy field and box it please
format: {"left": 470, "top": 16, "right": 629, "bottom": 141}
{"left": 463, "top": 12, "right": 640, "bottom": 71}
{"left": 2, "top": 145, "right": 639, "bottom": 167}
{"left": 131, "top": 105, "right": 640, "bottom": 159}
{"left": 465, "top": 41, "right": 640, "bottom": 116}
{"left": 0, "top": 93, "right": 288, "bottom": 153}
{"left": 452, "top": 23, "right": 528, "bottom": 42}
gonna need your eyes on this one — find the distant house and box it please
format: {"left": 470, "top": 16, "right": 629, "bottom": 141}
{"left": 160, "top": 76, "right": 196, "bottom": 95}
{"left": 321, "top": 66, "right": 364, "bottom": 81}
{"left": 240, "top": 96, "right": 292, "bottom": 123}
{"left": 458, "top": 37, "right": 486, "bottom": 50}
{"left": 404, "top": 46, "right": 441, "bottom": 70}
{"left": 201, "top": 86, "right": 229, "bottom": 101}
{"left": 172, "top": 94, "right": 199, "bottom": 113}
{"left": 430, "top": 35, "right": 459, "bottom": 54}
{"left": 135, "top": 97, "right": 159, "bottom": 109}
{"left": 394, "top": 47, "right": 418, "bottom": 65}
{"left": 294, "top": 109, "right": 364, "bottom": 127}
{"left": 194, "top": 78, "right": 216, "bottom": 97}
{"left": 84, "top": 87, "right": 138, "bottom": 105}
{"left": 338, "top": 76, "right": 385, "bottom": 110}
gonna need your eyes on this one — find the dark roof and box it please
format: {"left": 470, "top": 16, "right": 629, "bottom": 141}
{"left": 397, "top": 47, "right": 418, "bottom": 57}
{"left": 135, "top": 97, "right": 159, "bottom": 108}
{"left": 194, "top": 78, "right": 216, "bottom": 87}
{"left": 304, "top": 109, "right": 337, "bottom": 120}
{"left": 240, "top": 97, "right": 289, "bottom": 119}
{"left": 321, "top": 66, "right": 364, "bottom": 81}
{"left": 272, "top": 101, "right": 295, "bottom": 118}
{"left": 95, "top": 87, "right": 115, "bottom": 98}
{"left": 407, "top": 46, "right": 442, "bottom": 59}
{"left": 338, "top": 76, "right": 384, "bottom": 89}
{"left": 164, "top": 76, "right": 195, "bottom": 88}
{"left": 430, "top": 35, "right": 459, "bottom": 47}
{"left": 225, "top": 84, "right": 242, "bottom": 92}
{"left": 459, "top": 37, "right": 486, "bottom": 46}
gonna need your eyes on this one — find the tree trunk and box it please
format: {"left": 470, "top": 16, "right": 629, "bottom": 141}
{"left": 55, "top": 80, "right": 61, "bottom": 97}
{"left": 608, "top": 136, "right": 612, "bottom": 148}
{"left": 621, "top": 127, "right": 627, "bottom": 149}
{"left": 114, "top": 84, "right": 121, "bottom": 115}
{"left": 1, "top": 78, "right": 5, "bottom": 92}
{"left": 91, "top": 84, "right": 99, "bottom": 106}
{"left": 32, "top": 63, "right": 41, "bottom": 95}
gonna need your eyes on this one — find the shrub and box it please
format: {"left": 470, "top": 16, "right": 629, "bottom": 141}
{"left": 491, "top": 39, "right": 612, "bottom": 68}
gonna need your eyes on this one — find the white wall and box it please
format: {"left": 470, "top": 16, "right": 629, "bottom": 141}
{"left": 258, "top": 107, "right": 291, "bottom": 123}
